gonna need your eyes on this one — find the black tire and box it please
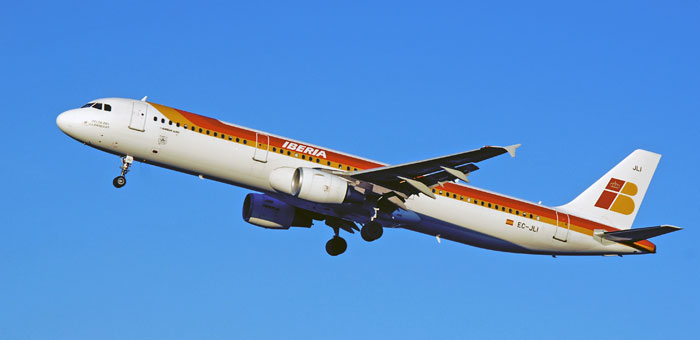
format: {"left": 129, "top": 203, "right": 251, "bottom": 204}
{"left": 113, "top": 176, "right": 126, "bottom": 188}
{"left": 361, "top": 221, "right": 383, "bottom": 242}
{"left": 325, "top": 236, "right": 347, "bottom": 256}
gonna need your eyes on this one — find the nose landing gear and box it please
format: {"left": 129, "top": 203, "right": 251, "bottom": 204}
{"left": 113, "top": 155, "right": 134, "bottom": 188}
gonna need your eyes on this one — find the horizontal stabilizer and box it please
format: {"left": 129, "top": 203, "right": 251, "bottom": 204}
{"left": 602, "top": 225, "right": 681, "bottom": 242}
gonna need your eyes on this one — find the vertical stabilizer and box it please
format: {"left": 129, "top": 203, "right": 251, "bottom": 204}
{"left": 558, "top": 149, "right": 661, "bottom": 230}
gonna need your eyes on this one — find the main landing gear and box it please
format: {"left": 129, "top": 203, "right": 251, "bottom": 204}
{"left": 324, "top": 220, "right": 384, "bottom": 256}
{"left": 325, "top": 235, "right": 347, "bottom": 256}
{"left": 113, "top": 155, "right": 134, "bottom": 188}
{"left": 361, "top": 221, "right": 383, "bottom": 242}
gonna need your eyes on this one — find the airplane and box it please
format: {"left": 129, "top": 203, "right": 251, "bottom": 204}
{"left": 56, "top": 97, "right": 681, "bottom": 256}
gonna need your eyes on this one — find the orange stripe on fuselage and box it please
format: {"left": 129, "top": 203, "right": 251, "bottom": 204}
{"left": 148, "top": 102, "right": 656, "bottom": 253}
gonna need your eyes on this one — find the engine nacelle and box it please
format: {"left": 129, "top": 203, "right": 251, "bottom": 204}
{"left": 269, "top": 167, "right": 363, "bottom": 204}
{"left": 242, "top": 193, "right": 312, "bottom": 229}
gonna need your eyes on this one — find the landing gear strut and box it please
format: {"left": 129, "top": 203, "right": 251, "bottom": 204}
{"left": 361, "top": 221, "right": 383, "bottom": 242}
{"left": 113, "top": 155, "right": 133, "bottom": 188}
{"left": 325, "top": 227, "right": 347, "bottom": 256}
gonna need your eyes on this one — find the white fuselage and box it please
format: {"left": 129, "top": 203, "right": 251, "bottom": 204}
{"left": 57, "top": 98, "right": 654, "bottom": 255}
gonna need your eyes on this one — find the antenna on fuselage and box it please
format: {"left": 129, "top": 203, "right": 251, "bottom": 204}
{"left": 140, "top": 96, "right": 148, "bottom": 102}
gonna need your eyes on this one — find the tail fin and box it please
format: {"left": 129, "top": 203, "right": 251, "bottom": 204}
{"left": 558, "top": 149, "right": 661, "bottom": 230}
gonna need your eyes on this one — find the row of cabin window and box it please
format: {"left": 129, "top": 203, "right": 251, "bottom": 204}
{"left": 151, "top": 116, "right": 359, "bottom": 171}
{"left": 152, "top": 116, "right": 247, "bottom": 144}
{"left": 269, "top": 146, "right": 358, "bottom": 171}
{"left": 432, "top": 188, "right": 539, "bottom": 220}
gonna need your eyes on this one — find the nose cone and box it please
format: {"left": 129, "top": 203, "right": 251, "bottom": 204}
{"left": 56, "top": 111, "right": 69, "bottom": 132}
{"left": 56, "top": 109, "right": 80, "bottom": 135}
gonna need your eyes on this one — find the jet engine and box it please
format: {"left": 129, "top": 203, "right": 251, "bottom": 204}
{"left": 242, "top": 193, "right": 312, "bottom": 229}
{"left": 269, "top": 167, "right": 363, "bottom": 204}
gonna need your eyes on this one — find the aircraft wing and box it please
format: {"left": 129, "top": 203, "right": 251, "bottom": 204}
{"left": 341, "top": 144, "right": 521, "bottom": 199}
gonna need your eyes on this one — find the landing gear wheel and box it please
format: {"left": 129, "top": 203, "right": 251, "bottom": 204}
{"left": 325, "top": 236, "right": 347, "bottom": 256}
{"left": 113, "top": 176, "right": 126, "bottom": 188}
{"left": 361, "top": 221, "right": 383, "bottom": 242}
{"left": 113, "top": 155, "right": 133, "bottom": 189}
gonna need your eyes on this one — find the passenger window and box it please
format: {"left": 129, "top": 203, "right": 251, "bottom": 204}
{"left": 287, "top": 151, "right": 291, "bottom": 155}
{"left": 474, "top": 200, "right": 478, "bottom": 204}
{"left": 153, "top": 117, "right": 157, "bottom": 122}
{"left": 272, "top": 147, "right": 276, "bottom": 152}
{"left": 176, "top": 122, "right": 180, "bottom": 127}
{"left": 184, "top": 124, "right": 188, "bottom": 129}
{"left": 347, "top": 166, "right": 351, "bottom": 170}
{"left": 327, "top": 161, "right": 331, "bottom": 165}
{"left": 206, "top": 130, "right": 210, "bottom": 135}
{"left": 453, "top": 194, "right": 457, "bottom": 198}
{"left": 191, "top": 126, "right": 195, "bottom": 131}
{"left": 301, "top": 155, "right": 306, "bottom": 160}
{"left": 199, "top": 128, "right": 203, "bottom": 132}
{"left": 162, "top": 118, "right": 166, "bottom": 124}
{"left": 236, "top": 138, "right": 240, "bottom": 142}
{"left": 213, "top": 132, "right": 217, "bottom": 137}
{"left": 169, "top": 121, "right": 173, "bottom": 125}
{"left": 104, "top": 104, "right": 112, "bottom": 111}
{"left": 243, "top": 140, "right": 247, "bottom": 144}
{"left": 502, "top": 207, "right": 505, "bottom": 211}
{"left": 487, "top": 203, "right": 491, "bottom": 208}
{"left": 228, "top": 136, "right": 232, "bottom": 141}
{"left": 316, "top": 159, "right": 320, "bottom": 163}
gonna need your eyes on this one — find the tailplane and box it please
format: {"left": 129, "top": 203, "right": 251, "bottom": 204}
{"left": 558, "top": 149, "right": 661, "bottom": 230}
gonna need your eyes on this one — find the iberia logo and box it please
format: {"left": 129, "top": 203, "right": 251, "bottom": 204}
{"left": 594, "top": 178, "right": 638, "bottom": 215}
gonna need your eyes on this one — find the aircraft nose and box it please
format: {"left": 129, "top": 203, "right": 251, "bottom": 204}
{"left": 57, "top": 109, "right": 77, "bottom": 133}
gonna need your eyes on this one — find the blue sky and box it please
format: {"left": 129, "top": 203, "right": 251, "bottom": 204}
{"left": 1, "top": 1, "right": 698, "bottom": 339}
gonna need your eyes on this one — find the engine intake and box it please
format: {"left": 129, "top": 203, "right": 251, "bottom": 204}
{"left": 242, "top": 193, "right": 312, "bottom": 229}
{"left": 269, "top": 167, "right": 363, "bottom": 204}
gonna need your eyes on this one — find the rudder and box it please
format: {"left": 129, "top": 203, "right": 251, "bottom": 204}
{"left": 558, "top": 149, "right": 661, "bottom": 230}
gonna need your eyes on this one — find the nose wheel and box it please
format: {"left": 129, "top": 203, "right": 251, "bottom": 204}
{"left": 113, "top": 155, "right": 134, "bottom": 188}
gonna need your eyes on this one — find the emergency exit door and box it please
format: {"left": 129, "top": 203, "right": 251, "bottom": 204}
{"left": 129, "top": 101, "right": 148, "bottom": 132}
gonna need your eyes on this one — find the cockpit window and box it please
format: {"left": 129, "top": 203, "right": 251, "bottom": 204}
{"left": 82, "top": 102, "right": 111, "bottom": 111}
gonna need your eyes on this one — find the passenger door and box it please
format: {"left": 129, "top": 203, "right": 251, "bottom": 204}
{"left": 129, "top": 101, "right": 148, "bottom": 132}
{"left": 553, "top": 211, "right": 570, "bottom": 242}
{"left": 253, "top": 133, "right": 269, "bottom": 162}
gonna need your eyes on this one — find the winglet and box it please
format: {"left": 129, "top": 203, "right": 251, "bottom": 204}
{"left": 503, "top": 144, "right": 521, "bottom": 158}
{"left": 141, "top": 96, "right": 148, "bottom": 102}
{"left": 398, "top": 176, "right": 436, "bottom": 199}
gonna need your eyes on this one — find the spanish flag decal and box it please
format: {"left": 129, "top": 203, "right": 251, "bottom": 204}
{"left": 506, "top": 219, "right": 514, "bottom": 226}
